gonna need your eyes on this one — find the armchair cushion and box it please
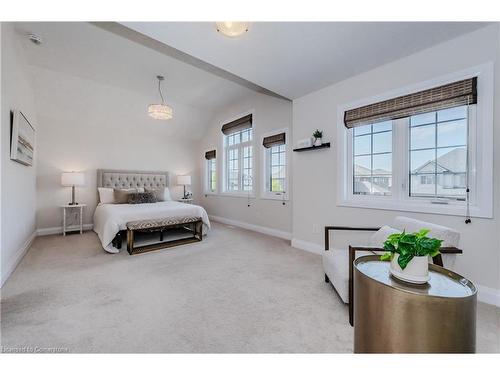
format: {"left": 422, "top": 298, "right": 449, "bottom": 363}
{"left": 323, "top": 249, "right": 373, "bottom": 303}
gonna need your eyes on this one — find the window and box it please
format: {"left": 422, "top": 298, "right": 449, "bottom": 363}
{"left": 224, "top": 127, "right": 253, "bottom": 193}
{"left": 338, "top": 65, "right": 494, "bottom": 218}
{"left": 348, "top": 106, "right": 471, "bottom": 204}
{"left": 262, "top": 131, "right": 287, "bottom": 199}
{"left": 207, "top": 158, "right": 217, "bottom": 192}
{"left": 353, "top": 121, "right": 392, "bottom": 196}
{"left": 409, "top": 107, "right": 467, "bottom": 199}
{"left": 204, "top": 150, "right": 217, "bottom": 193}
{"left": 269, "top": 144, "right": 286, "bottom": 193}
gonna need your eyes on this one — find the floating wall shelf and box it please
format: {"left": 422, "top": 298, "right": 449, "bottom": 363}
{"left": 293, "top": 142, "right": 331, "bottom": 152}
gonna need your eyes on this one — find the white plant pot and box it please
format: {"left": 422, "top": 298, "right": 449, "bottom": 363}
{"left": 313, "top": 138, "right": 322, "bottom": 146}
{"left": 390, "top": 254, "right": 430, "bottom": 284}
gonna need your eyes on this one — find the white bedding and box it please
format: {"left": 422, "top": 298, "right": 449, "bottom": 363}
{"left": 93, "top": 201, "right": 211, "bottom": 253}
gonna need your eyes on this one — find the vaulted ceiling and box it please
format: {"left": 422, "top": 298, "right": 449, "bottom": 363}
{"left": 122, "top": 22, "right": 490, "bottom": 99}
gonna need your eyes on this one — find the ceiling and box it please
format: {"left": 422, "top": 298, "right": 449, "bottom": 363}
{"left": 15, "top": 22, "right": 257, "bottom": 139}
{"left": 122, "top": 22, "right": 490, "bottom": 99}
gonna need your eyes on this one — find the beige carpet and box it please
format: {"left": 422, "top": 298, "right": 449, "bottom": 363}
{"left": 1, "top": 222, "right": 499, "bottom": 353}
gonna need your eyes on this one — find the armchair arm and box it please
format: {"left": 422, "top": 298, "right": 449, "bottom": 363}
{"left": 324, "top": 226, "right": 381, "bottom": 251}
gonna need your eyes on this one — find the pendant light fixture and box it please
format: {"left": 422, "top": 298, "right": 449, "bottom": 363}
{"left": 148, "top": 75, "right": 173, "bottom": 120}
{"left": 215, "top": 22, "right": 250, "bottom": 37}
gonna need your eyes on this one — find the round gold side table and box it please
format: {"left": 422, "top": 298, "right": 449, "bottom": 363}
{"left": 354, "top": 255, "right": 477, "bottom": 353}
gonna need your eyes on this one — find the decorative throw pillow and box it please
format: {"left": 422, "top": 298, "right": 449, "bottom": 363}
{"left": 98, "top": 187, "right": 114, "bottom": 204}
{"left": 127, "top": 192, "right": 158, "bottom": 204}
{"left": 144, "top": 187, "right": 172, "bottom": 201}
{"left": 145, "top": 188, "right": 165, "bottom": 202}
{"left": 114, "top": 188, "right": 138, "bottom": 204}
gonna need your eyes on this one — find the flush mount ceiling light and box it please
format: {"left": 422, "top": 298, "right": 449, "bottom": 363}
{"left": 215, "top": 22, "right": 250, "bottom": 37}
{"left": 148, "top": 75, "right": 173, "bottom": 120}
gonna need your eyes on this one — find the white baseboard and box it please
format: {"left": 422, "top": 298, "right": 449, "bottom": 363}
{"left": 1, "top": 231, "right": 36, "bottom": 287}
{"left": 290, "top": 238, "right": 323, "bottom": 255}
{"left": 37, "top": 224, "right": 94, "bottom": 236}
{"left": 477, "top": 284, "right": 500, "bottom": 307}
{"left": 209, "top": 215, "right": 291, "bottom": 240}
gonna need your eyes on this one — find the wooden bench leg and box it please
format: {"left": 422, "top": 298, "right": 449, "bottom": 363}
{"left": 127, "top": 229, "right": 134, "bottom": 255}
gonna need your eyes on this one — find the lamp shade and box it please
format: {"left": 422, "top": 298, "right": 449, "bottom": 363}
{"left": 177, "top": 175, "right": 191, "bottom": 186}
{"left": 148, "top": 103, "right": 173, "bottom": 120}
{"left": 61, "top": 172, "right": 85, "bottom": 187}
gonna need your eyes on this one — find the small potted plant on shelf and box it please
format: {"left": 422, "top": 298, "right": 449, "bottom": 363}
{"left": 312, "top": 129, "right": 323, "bottom": 146}
{"left": 380, "top": 229, "right": 442, "bottom": 284}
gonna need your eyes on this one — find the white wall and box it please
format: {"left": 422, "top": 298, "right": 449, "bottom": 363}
{"left": 198, "top": 92, "right": 293, "bottom": 236}
{"left": 292, "top": 25, "right": 500, "bottom": 298}
{"left": 31, "top": 65, "right": 203, "bottom": 231}
{"left": 1, "top": 23, "right": 38, "bottom": 286}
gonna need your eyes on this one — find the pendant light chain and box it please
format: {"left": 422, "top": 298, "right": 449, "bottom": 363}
{"left": 158, "top": 77, "right": 165, "bottom": 104}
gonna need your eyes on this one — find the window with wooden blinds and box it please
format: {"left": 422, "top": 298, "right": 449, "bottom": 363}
{"left": 344, "top": 77, "right": 477, "bottom": 128}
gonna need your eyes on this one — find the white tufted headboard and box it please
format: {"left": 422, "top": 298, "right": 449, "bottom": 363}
{"left": 97, "top": 169, "right": 169, "bottom": 190}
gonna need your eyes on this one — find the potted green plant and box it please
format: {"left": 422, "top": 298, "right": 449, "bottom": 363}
{"left": 380, "top": 229, "right": 442, "bottom": 284}
{"left": 312, "top": 129, "right": 323, "bottom": 146}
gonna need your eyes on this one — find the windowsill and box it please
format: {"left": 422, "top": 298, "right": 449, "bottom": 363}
{"left": 260, "top": 193, "right": 289, "bottom": 201}
{"left": 219, "top": 192, "right": 256, "bottom": 199}
{"left": 203, "top": 191, "right": 218, "bottom": 196}
{"left": 337, "top": 197, "right": 492, "bottom": 219}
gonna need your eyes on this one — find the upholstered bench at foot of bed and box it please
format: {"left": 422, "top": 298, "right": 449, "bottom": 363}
{"left": 126, "top": 216, "right": 202, "bottom": 255}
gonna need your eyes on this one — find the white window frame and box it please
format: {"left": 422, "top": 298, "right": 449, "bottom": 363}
{"left": 261, "top": 128, "right": 290, "bottom": 201}
{"left": 221, "top": 111, "right": 255, "bottom": 198}
{"left": 203, "top": 147, "right": 218, "bottom": 195}
{"left": 337, "top": 63, "right": 494, "bottom": 218}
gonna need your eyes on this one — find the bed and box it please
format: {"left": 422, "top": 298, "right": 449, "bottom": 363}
{"left": 93, "top": 169, "right": 210, "bottom": 253}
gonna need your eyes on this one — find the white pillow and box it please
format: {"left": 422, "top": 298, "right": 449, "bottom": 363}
{"left": 369, "top": 225, "right": 400, "bottom": 248}
{"left": 98, "top": 187, "right": 114, "bottom": 204}
{"left": 163, "top": 187, "right": 172, "bottom": 201}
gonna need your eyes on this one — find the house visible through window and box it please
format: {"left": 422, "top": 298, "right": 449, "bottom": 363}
{"left": 351, "top": 106, "right": 469, "bottom": 201}
{"left": 353, "top": 121, "right": 392, "bottom": 196}
{"left": 409, "top": 106, "right": 467, "bottom": 199}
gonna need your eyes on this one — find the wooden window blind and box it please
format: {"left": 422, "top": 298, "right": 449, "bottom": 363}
{"left": 221, "top": 114, "right": 252, "bottom": 135}
{"left": 205, "top": 150, "right": 216, "bottom": 160}
{"left": 262, "top": 132, "right": 286, "bottom": 148}
{"left": 344, "top": 77, "right": 477, "bottom": 128}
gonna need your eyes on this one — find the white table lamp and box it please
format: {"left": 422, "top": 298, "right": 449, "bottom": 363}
{"left": 177, "top": 175, "right": 191, "bottom": 199}
{"left": 61, "top": 172, "right": 85, "bottom": 205}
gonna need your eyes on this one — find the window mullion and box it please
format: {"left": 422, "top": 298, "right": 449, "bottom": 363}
{"left": 392, "top": 117, "right": 407, "bottom": 201}
{"left": 238, "top": 143, "right": 245, "bottom": 192}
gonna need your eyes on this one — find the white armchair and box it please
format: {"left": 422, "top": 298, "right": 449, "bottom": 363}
{"left": 322, "top": 216, "right": 462, "bottom": 326}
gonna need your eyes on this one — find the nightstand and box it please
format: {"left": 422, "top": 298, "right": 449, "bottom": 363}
{"left": 177, "top": 198, "right": 194, "bottom": 204}
{"left": 60, "top": 204, "right": 86, "bottom": 235}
